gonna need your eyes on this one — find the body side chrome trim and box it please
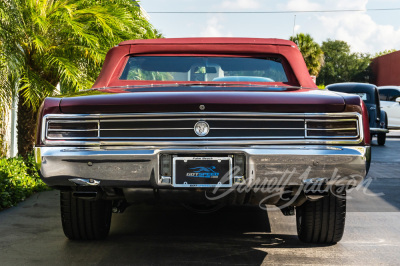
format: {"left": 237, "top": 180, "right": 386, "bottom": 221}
{"left": 100, "top": 128, "right": 305, "bottom": 131}
{"left": 43, "top": 112, "right": 361, "bottom": 119}
{"left": 41, "top": 139, "right": 363, "bottom": 146}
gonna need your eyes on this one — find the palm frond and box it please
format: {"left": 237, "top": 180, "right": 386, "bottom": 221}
{"left": 20, "top": 66, "right": 56, "bottom": 109}
{"left": 0, "top": 0, "right": 162, "bottom": 110}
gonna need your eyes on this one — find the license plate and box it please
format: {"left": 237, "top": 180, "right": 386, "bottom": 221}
{"left": 173, "top": 157, "right": 232, "bottom": 188}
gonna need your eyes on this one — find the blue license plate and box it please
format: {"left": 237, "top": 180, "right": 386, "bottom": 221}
{"left": 173, "top": 157, "right": 232, "bottom": 187}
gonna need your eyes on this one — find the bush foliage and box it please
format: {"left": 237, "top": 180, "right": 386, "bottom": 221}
{"left": 0, "top": 154, "right": 49, "bottom": 210}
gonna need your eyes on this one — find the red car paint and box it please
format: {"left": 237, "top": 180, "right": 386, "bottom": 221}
{"left": 92, "top": 38, "right": 316, "bottom": 89}
{"left": 36, "top": 38, "right": 369, "bottom": 146}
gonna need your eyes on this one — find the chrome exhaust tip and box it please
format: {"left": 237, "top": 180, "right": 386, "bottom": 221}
{"left": 69, "top": 178, "right": 100, "bottom": 186}
{"left": 72, "top": 191, "right": 99, "bottom": 200}
{"left": 302, "top": 178, "right": 329, "bottom": 200}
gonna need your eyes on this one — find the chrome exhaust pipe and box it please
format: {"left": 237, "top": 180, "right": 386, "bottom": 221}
{"left": 72, "top": 191, "right": 100, "bottom": 200}
{"left": 302, "top": 178, "right": 329, "bottom": 200}
{"left": 69, "top": 178, "right": 100, "bottom": 186}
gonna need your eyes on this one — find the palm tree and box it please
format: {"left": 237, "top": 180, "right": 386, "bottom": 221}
{"left": 290, "top": 33, "right": 324, "bottom": 77}
{"left": 0, "top": 0, "right": 161, "bottom": 157}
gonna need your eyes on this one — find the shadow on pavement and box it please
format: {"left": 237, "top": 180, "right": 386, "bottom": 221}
{"left": 346, "top": 139, "right": 400, "bottom": 212}
{"left": 61, "top": 204, "right": 317, "bottom": 265}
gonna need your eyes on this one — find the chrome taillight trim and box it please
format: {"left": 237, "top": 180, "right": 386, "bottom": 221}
{"left": 46, "top": 119, "right": 100, "bottom": 139}
{"left": 41, "top": 112, "right": 364, "bottom": 145}
{"left": 305, "top": 117, "right": 359, "bottom": 139}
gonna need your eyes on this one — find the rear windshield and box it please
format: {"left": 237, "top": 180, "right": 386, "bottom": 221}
{"left": 120, "top": 56, "right": 288, "bottom": 82}
{"left": 352, "top": 92, "right": 371, "bottom": 103}
{"left": 328, "top": 87, "right": 374, "bottom": 104}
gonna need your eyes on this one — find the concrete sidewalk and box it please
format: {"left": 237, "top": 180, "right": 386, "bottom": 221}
{"left": 387, "top": 129, "right": 400, "bottom": 138}
{"left": 1, "top": 140, "right": 400, "bottom": 265}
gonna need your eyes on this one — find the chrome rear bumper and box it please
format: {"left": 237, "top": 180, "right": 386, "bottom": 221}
{"left": 370, "top": 127, "right": 389, "bottom": 134}
{"left": 35, "top": 145, "right": 370, "bottom": 188}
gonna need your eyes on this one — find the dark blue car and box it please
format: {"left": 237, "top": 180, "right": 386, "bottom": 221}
{"left": 327, "top": 83, "right": 389, "bottom": 145}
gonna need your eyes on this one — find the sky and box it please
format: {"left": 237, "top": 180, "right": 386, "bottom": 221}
{"left": 140, "top": 0, "right": 400, "bottom": 54}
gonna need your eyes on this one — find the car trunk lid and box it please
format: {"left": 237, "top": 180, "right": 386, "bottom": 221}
{"left": 59, "top": 86, "right": 346, "bottom": 114}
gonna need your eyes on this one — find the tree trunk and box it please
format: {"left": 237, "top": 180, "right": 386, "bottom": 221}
{"left": 17, "top": 91, "right": 38, "bottom": 158}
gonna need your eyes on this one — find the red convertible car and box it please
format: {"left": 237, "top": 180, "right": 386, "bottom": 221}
{"left": 35, "top": 38, "right": 370, "bottom": 244}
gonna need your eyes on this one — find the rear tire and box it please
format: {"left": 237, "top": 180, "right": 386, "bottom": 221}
{"left": 378, "top": 113, "right": 388, "bottom": 146}
{"left": 377, "top": 133, "right": 386, "bottom": 146}
{"left": 60, "top": 191, "right": 112, "bottom": 240}
{"left": 296, "top": 189, "right": 346, "bottom": 244}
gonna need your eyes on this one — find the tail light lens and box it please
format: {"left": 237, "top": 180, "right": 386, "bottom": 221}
{"left": 360, "top": 101, "right": 371, "bottom": 145}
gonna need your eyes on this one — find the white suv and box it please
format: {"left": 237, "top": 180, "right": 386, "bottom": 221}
{"left": 378, "top": 86, "right": 400, "bottom": 129}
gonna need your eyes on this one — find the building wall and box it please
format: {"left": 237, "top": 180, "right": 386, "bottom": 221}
{"left": 371, "top": 50, "right": 400, "bottom": 86}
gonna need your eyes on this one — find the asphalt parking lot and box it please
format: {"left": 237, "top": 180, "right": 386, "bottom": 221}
{"left": 1, "top": 138, "right": 400, "bottom": 265}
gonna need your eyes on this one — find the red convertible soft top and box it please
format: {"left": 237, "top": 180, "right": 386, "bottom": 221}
{"left": 118, "top": 37, "right": 295, "bottom": 47}
{"left": 92, "top": 37, "right": 317, "bottom": 89}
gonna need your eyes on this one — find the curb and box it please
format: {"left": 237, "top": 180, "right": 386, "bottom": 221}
{"left": 387, "top": 130, "right": 400, "bottom": 138}
{"left": 387, "top": 135, "right": 400, "bottom": 138}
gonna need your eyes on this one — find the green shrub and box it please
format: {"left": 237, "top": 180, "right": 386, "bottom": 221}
{"left": 318, "top": 85, "right": 326, "bottom": 90}
{"left": 0, "top": 154, "right": 49, "bottom": 210}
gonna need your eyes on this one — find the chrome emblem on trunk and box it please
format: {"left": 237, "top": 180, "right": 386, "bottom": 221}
{"left": 194, "top": 121, "right": 210, "bottom": 137}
